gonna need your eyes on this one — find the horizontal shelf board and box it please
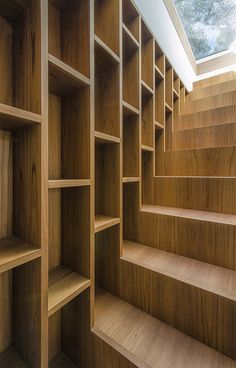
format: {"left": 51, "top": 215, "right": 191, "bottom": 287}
{"left": 155, "top": 65, "right": 164, "bottom": 81}
{"left": 122, "top": 23, "right": 139, "bottom": 55}
{"left": 155, "top": 121, "right": 164, "bottom": 130}
{"left": 48, "top": 179, "right": 91, "bottom": 189}
{"left": 49, "top": 352, "right": 78, "bottom": 368}
{"left": 95, "top": 289, "right": 234, "bottom": 368}
{"left": 0, "top": 237, "right": 41, "bottom": 274}
{"left": 173, "top": 88, "right": 179, "bottom": 100}
{"left": 95, "top": 131, "right": 120, "bottom": 144}
{"left": 95, "top": 35, "right": 120, "bottom": 68}
{"left": 141, "top": 80, "right": 154, "bottom": 96}
{"left": 165, "top": 102, "right": 173, "bottom": 113}
{"left": 122, "top": 100, "right": 140, "bottom": 117}
{"left": 123, "top": 177, "right": 140, "bottom": 183}
{"left": 48, "top": 265, "right": 90, "bottom": 317}
{"left": 122, "top": 240, "right": 236, "bottom": 302}
{"left": 0, "top": 103, "right": 41, "bottom": 131}
{"left": 0, "top": 346, "right": 27, "bottom": 368}
{"left": 48, "top": 54, "right": 90, "bottom": 96}
{"left": 141, "top": 204, "right": 236, "bottom": 226}
{"left": 141, "top": 144, "right": 154, "bottom": 152}
{"left": 95, "top": 214, "right": 120, "bottom": 233}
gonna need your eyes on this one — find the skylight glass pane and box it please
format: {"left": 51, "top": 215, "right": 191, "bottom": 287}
{"left": 173, "top": 0, "right": 236, "bottom": 60}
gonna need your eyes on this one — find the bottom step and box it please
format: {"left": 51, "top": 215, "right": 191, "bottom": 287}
{"left": 94, "top": 289, "right": 236, "bottom": 368}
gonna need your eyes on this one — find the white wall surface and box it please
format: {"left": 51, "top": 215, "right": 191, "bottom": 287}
{"left": 134, "top": 0, "right": 196, "bottom": 90}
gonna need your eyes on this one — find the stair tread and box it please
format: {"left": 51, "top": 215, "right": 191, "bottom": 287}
{"left": 122, "top": 240, "right": 236, "bottom": 301}
{"left": 95, "top": 289, "right": 236, "bottom": 368}
{"left": 181, "top": 91, "right": 236, "bottom": 115}
{"left": 141, "top": 204, "right": 236, "bottom": 225}
{"left": 189, "top": 79, "right": 236, "bottom": 101}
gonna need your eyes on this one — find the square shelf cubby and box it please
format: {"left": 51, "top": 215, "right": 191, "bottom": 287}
{"left": 0, "top": 0, "right": 41, "bottom": 114}
{"left": 0, "top": 259, "right": 41, "bottom": 367}
{"left": 48, "top": 0, "right": 90, "bottom": 78}
{"left": 95, "top": 225, "right": 120, "bottom": 295}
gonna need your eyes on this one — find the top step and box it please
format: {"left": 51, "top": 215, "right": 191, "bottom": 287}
{"left": 193, "top": 71, "right": 236, "bottom": 90}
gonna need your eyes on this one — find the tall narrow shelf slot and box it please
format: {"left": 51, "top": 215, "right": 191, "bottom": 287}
{"left": 95, "top": 37, "right": 120, "bottom": 138}
{"left": 95, "top": 0, "right": 120, "bottom": 56}
{"left": 48, "top": 0, "right": 90, "bottom": 78}
{"left": 0, "top": 1, "right": 41, "bottom": 115}
{"left": 95, "top": 139, "right": 120, "bottom": 232}
{"left": 165, "top": 58, "right": 173, "bottom": 110}
{"left": 123, "top": 108, "right": 140, "bottom": 179}
{"left": 141, "top": 84, "right": 154, "bottom": 148}
{"left": 123, "top": 24, "right": 140, "bottom": 110}
{"left": 141, "top": 21, "right": 154, "bottom": 90}
{"left": 122, "top": 0, "right": 139, "bottom": 42}
{"left": 0, "top": 259, "right": 42, "bottom": 367}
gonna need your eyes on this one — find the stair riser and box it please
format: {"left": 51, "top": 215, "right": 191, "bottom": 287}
{"left": 172, "top": 123, "right": 236, "bottom": 151}
{"left": 193, "top": 72, "right": 236, "bottom": 90}
{"left": 132, "top": 211, "right": 236, "bottom": 270}
{"left": 153, "top": 177, "right": 236, "bottom": 215}
{"left": 155, "top": 143, "right": 236, "bottom": 176}
{"left": 188, "top": 80, "right": 236, "bottom": 101}
{"left": 176, "top": 105, "right": 236, "bottom": 131}
{"left": 120, "top": 259, "right": 236, "bottom": 360}
{"left": 182, "top": 92, "right": 236, "bottom": 115}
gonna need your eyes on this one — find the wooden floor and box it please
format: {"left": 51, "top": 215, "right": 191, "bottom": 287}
{"left": 94, "top": 289, "right": 236, "bottom": 368}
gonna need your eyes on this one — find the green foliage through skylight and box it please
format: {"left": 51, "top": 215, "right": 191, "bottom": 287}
{"left": 174, "top": 0, "right": 236, "bottom": 60}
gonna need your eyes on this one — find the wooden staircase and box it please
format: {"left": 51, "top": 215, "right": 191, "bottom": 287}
{"left": 94, "top": 71, "right": 236, "bottom": 367}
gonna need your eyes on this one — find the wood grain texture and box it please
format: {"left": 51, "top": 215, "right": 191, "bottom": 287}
{"left": 95, "top": 290, "right": 236, "bottom": 368}
{"left": 48, "top": 265, "right": 90, "bottom": 316}
{"left": 95, "top": 0, "right": 120, "bottom": 56}
{"left": 153, "top": 176, "right": 236, "bottom": 215}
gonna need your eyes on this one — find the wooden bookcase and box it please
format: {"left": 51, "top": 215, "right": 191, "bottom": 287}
{"left": 0, "top": 0, "right": 186, "bottom": 366}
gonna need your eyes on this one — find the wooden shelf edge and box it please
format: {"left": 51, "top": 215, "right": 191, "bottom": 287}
{"left": 0, "top": 237, "right": 41, "bottom": 274}
{"left": 122, "top": 23, "right": 140, "bottom": 49}
{"left": 123, "top": 177, "right": 140, "bottom": 183}
{"left": 122, "top": 100, "right": 140, "bottom": 116}
{"left": 155, "top": 121, "right": 164, "bottom": 130}
{"left": 94, "top": 35, "right": 120, "bottom": 64}
{"left": 0, "top": 346, "right": 28, "bottom": 368}
{"left": 48, "top": 266, "right": 91, "bottom": 317}
{"left": 48, "top": 54, "right": 90, "bottom": 95}
{"left": 95, "top": 215, "right": 120, "bottom": 233}
{"left": 48, "top": 179, "right": 91, "bottom": 189}
{"left": 155, "top": 65, "right": 164, "bottom": 80}
{"left": 173, "top": 88, "right": 180, "bottom": 99}
{"left": 95, "top": 131, "right": 120, "bottom": 144}
{"left": 0, "top": 103, "right": 41, "bottom": 130}
{"left": 141, "top": 80, "right": 154, "bottom": 96}
{"left": 141, "top": 144, "right": 154, "bottom": 152}
{"left": 165, "top": 102, "right": 173, "bottom": 113}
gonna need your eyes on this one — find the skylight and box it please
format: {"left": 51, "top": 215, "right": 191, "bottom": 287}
{"left": 173, "top": 0, "right": 236, "bottom": 60}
